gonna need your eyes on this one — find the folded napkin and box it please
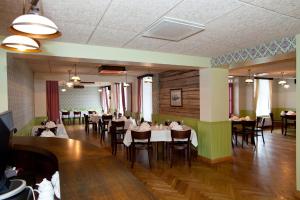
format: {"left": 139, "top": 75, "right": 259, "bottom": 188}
{"left": 120, "top": 116, "right": 127, "bottom": 121}
{"left": 139, "top": 122, "right": 151, "bottom": 131}
{"left": 130, "top": 117, "right": 137, "bottom": 126}
{"left": 45, "top": 121, "right": 56, "bottom": 129}
{"left": 230, "top": 115, "right": 239, "bottom": 121}
{"left": 245, "top": 116, "right": 251, "bottom": 121}
{"left": 36, "top": 178, "right": 54, "bottom": 200}
{"left": 172, "top": 124, "right": 183, "bottom": 131}
{"left": 51, "top": 171, "right": 60, "bottom": 199}
{"left": 169, "top": 121, "right": 179, "bottom": 129}
{"left": 41, "top": 130, "right": 56, "bottom": 138}
{"left": 280, "top": 111, "right": 286, "bottom": 116}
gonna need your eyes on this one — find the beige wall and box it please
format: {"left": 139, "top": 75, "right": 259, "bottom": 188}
{"left": 34, "top": 73, "right": 140, "bottom": 117}
{"left": 7, "top": 58, "right": 34, "bottom": 130}
{"left": 272, "top": 79, "right": 296, "bottom": 109}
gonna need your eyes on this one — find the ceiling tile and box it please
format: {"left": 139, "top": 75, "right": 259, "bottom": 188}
{"left": 53, "top": 21, "right": 95, "bottom": 43}
{"left": 88, "top": 27, "right": 136, "bottom": 47}
{"left": 167, "top": 0, "right": 243, "bottom": 24}
{"left": 247, "top": 0, "right": 300, "bottom": 19}
{"left": 42, "top": 0, "right": 111, "bottom": 26}
{"left": 124, "top": 36, "right": 169, "bottom": 51}
{"left": 98, "top": 0, "right": 182, "bottom": 33}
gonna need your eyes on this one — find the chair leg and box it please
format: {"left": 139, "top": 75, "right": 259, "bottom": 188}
{"left": 148, "top": 148, "right": 152, "bottom": 169}
{"left": 188, "top": 145, "right": 191, "bottom": 167}
{"left": 235, "top": 133, "right": 238, "bottom": 146}
{"left": 242, "top": 135, "right": 244, "bottom": 148}
{"left": 170, "top": 147, "right": 173, "bottom": 168}
{"left": 131, "top": 147, "right": 135, "bottom": 168}
{"left": 262, "top": 130, "right": 265, "bottom": 144}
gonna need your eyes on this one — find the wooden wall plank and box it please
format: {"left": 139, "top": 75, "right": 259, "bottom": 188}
{"left": 159, "top": 70, "right": 200, "bottom": 119}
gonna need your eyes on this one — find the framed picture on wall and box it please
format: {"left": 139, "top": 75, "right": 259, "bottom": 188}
{"left": 170, "top": 89, "right": 182, "bottom": 107}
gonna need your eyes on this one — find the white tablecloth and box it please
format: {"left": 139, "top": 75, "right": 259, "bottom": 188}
{"left": 32, "top": 124, "right": 69, "bottom": 139}
{"left": 90, "top": 114, "right": 100, "bottom": 123}
{"left": 123, "top": 125, "right": 198, "bottom": 147}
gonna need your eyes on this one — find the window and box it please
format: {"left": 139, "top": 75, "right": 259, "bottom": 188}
{"left": 255, "top": 79, "right": 271, "bottom": 116}
{"left": 142, "top": 77, "right": 152, "bottom": 122}
{"left": 229, "top": 82, "right": 233, "bottom": 116}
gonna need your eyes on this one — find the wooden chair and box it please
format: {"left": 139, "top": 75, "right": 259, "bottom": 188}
{"left": 170, "top": 129, "right": 191, "bottom": 168}
{"left": 101, "top": 115, "right": 113, "bottom": 136}
{"left": 254, "top": 117, "right": 265, "bottom": 144}
{"left": 131, "top": 130, "right": 152, "bottom": 168}
{"left": 84, "top": 114, "right": 93, "bottom": 134}
{"left": 73, "top": 111, "right": 81, "bottom": 124}
{"left": 241, "top": 120, "right": 256, "bottom": 148}
{"left": 111, "top": 121, "right": 125, "bottom": 155}
{"left": 88, "top": 111, "right": 96, "bottom": 115}
{"left": 61, "top": 111, "right": 70, "bottom": 125}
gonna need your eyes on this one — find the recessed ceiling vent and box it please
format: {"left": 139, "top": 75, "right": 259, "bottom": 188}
{"left": 142, "top": 17, "right": 205, "bottom": 42}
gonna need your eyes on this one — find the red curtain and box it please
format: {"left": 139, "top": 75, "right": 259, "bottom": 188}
{"left": 137, "top": 78, "right": 142, "bottom": 113}
{"left": 121, "top": 83, "right": 126, "bottom": 114}
{"left": 46, "top": 81, "right": 60, "bottom": 122}
{"left": 130, "top": 83, "right": 133, "bottom": 112}
{"left": 229, "top": 83, "right": 234, "bottom": 117}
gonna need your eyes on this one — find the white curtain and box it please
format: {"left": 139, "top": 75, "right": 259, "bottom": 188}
{"left": 255, "top": 79, "right": 272, "bottom": 116}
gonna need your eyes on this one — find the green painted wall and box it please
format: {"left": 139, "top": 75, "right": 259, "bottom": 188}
{"left": 239, "top": 109, "right": 256, "bottom": 119}
{"left": 16, "top": 117, "right": 47, "bottom": 136}
{"left": 152, "top": 114, "right": 232, "bottom": 160}
{"left": 296, "top": 34, "right": 300, "bottom": 191}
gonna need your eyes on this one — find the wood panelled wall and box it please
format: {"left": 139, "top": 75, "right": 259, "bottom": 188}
{"left": 159, "top": 70, "right": 199, "bottom": 118}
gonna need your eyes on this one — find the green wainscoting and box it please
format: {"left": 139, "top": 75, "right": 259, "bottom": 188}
{"left": 16, "top": 117, "right": 47, "bottom": 136}
{"left": 152, "top": 114, "right": 232, "bottom": 161}
{"left": 239, "top": 110, "right": 256, "bottom": 119}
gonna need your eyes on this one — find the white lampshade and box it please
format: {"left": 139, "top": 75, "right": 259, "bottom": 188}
{"left": 71, "top": 76, "right": 81, "bottom": 82}
{"left": 61, "top": 88, "right": 66, "bottom": 92}
{"left": 98, "top": 89, "right": 102, "bottom": 92}
{"left": 245, "top": 78, "right": 253, "bottom": 83}
{"left": 278, "top": 80, "right": 287, "bottom": 85}
{"left": 1, "top": 35, "right": 40, "bottom": 52}
{"left": 123, "top": 83, "right": 130, "bottom": 87}
{"left": 284, "top": 84, "right": 290, "bottom": 89}
{"left": 10, "top": 14, "right": 61, "bottom": 39}
{"left": 66, "top": 81, "right": 73, "bottom": 88}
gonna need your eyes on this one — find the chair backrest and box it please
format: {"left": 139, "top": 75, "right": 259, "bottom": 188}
{"left": 171, "top": 129, "right": 191, "bottom": 142}
{"left": 111, "top": 121, "right": 125, "bottom": 129}
{"left": 74, "top": 111, "right": 81, "bottom": 116}
{"left": 88, "top": 111, "right": 95, "bottom": 115}
{"left": 61, "top": 111, "right": 70, "bottom": 116}
{"left": 102, "top": 115, "right": 113, "bottom": 121}
{"left": 242, "top": 120, "right": 256, "bottom": 131}
{"left": 84, "top": 114, "right": 89, "bottom": 123}
{"left": 131, "top": 130, "right": 151, "bottom": 143}
{"left": 256, "top": 117, "right": 266, "bottom": 128}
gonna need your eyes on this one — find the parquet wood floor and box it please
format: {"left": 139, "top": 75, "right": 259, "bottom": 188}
{"left": 66, "top": 124, "right": 297, "bottom": 200}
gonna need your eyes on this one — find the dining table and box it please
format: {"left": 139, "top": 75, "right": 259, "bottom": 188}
{"left": 31, "top": 124, "right": 69, "bottom": 138}
{"left": 123, "top": 125, "right": 198, "bottom": 147}
{"left": 281, "top": 114, "right": 296, "bottom": 136}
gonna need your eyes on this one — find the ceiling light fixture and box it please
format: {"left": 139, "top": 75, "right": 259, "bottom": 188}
{"left": 144, "top": 68, "right": 153, "bottom": 83}
{"left": 245, "top": 69, "right": 253, "bottom": 83}
{"left": 0, "top": 35, "right": 40, "bottom": 52}
{"left": 71, "top": 64, "right": 81, "bottom": 82}
{"left": 278, "top": 72, "right": 287, "bottom": 85}
{"left": 98, "top": 88, "right": 102, "bottom": 92}
{"left": 66, "top": 70, "right": 73, "bottom": 88}
{"left": 123, "top": 68, "right": 130, "bottom": 87}
{"left": 9, "top": 0, "right": 61, "bottom": 39}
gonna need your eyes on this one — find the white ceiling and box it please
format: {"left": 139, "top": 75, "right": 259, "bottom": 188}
{"left": 1, "top": 0, "right": 300, "bottom": 56}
